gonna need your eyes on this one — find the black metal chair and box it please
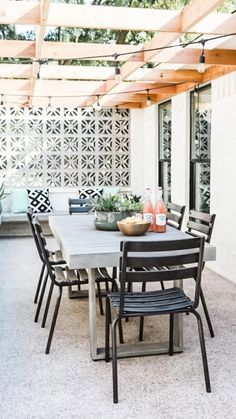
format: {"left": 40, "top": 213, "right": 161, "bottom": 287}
{"left": 68, "top": 197, "right": 117, "bottom": 315}
{"left": 27, "top": 210, "right": 66, "bottom": 325}
{"left": 186, "top": 209, "right": 216, "bottom": 338}
{"left": 166, "top": 202, "right": 186, "bottom": 230}
{"left": 68, "top": 198, "right": 90, "bottom": 214}
{"left": 33, "top": 219, "right": 86, "bottom": 353}
{"left": 105, "top": 237, "right": 210, "bottom": 403}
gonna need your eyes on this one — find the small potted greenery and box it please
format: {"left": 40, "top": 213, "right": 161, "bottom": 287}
{"left": 0, "top": 182, "right": 7, "bottom": 214}
{"left": 89, "top": 193, "right": 143, "bottom": 231}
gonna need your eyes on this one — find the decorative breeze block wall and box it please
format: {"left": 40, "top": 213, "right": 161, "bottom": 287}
{"left": 0, "top": 107, "right": 130, "bottom": 188}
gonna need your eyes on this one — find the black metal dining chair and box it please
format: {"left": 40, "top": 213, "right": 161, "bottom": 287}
{"left": 166, "top": 202, "right": 186, "bottom": 230}
{"left": 186, "top": 209, "right": 216, "bottom": 338}
{"left": 27, "top": 210, "right": 66, "bottom": 326}
{"left": 105, "top": 237, "right": 210, "bottom": 403}
{"left": 33, "top": 219, "right": 84, "bottom": 353}
{"left": 68, "top": 198, "right": 90, "bottom": 214}
{"left": 68, "top": 198, "right": 117, "bottom": 315}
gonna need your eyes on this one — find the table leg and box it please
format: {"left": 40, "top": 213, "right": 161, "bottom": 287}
{"left": 87, "top": 268, "right": 98, "bottom": 360}
{"left": 173, "top": 279, "right": 183, "bottom": 350}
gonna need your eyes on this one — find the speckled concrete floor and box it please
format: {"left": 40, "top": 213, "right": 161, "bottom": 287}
{"left": 0, "top": 237, "right": 236, "bottom": 419}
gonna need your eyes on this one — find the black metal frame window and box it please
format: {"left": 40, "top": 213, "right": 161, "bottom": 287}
{"left": 158, "top": 100, "right": 171, "bottom": 202}
{"left": 190, "top": 85, "right": 211, "bottom": 213}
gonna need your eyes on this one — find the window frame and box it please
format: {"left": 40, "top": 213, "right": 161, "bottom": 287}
{"left": 190, "top": 84, "right": 211, "bottom": 213}
{"left": 158, "top": 100, "right": 172, "bottom": 203}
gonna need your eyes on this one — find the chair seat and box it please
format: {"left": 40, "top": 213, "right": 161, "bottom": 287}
{"left": 108, "top": 287, "right": 193, "bottom": 315}
{"left": 49, "top": 250, "right": 65, "bottom": 264}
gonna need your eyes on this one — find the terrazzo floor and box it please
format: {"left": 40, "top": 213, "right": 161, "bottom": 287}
{"left": 0, "top": 237, "right": 236, "bottom": 419}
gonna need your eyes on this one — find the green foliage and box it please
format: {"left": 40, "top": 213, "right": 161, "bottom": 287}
{"left": 89, "top": 193, "right": 143, "bottom": 212}
{"left": 89, "top": 194, "right": 121, "bottom": 212}
{"left": 0, "top": 182, "right": 7, "bottom": 201}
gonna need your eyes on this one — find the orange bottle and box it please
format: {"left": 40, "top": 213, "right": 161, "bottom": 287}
{"left": 143, "top": 188, "right": 154, "bottom": 231}
{"left": 154, "top": 187, "right": 167, "bottom": 233}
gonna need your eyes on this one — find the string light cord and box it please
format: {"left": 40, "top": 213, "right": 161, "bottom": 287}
{"left": 29, "top": 31, "right": 236, "bottom": 63}
{"left": 0, "top": 82, "right": 183, "bottom": 103}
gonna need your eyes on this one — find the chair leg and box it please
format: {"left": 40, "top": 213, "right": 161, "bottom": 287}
{"left": 105, "top": 296, "right": 111, "bottom": 362}
{"left": 200, "top": 287, "right": 214, "bottom": 338}
{"left": 118, "top": 319, "right": 124, "bottom": 344}
{"left": 34, "top": 263, "right": 45, "bottom": 304}
{"left": 96, "top": 280, "right": 104, "bottom": 316}
{"left": 190, "top": 309, "right": 211, "bottom": 393}
{"left": 139, "top": 282, "right": 146, "bottom": 341}
{"left": 125, "top": 282, "right": 132, "bottom": 323}
{"left": 160, "top": 281, "right": 165, "bottom": 290}
{"left": 111, "top": 317, "right": 119, "bottom": 403}
{"left": 169, "top": 313, "right": 174, "bottom": 356}
{"left": 45, "top": 287, "right": 62, "bottom": 354}
{"left": 34, "top": 272, "right": 48, "bottom": 323}
{"left": 41, "top": 281, "right": 54, "bottom": 328}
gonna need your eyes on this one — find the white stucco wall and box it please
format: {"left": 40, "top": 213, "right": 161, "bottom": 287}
{"left": 171, "top": 92, "right": 190, "bottom": 227}
{"left": 130, "top": 106, "right": 157, "bottom": 201}
{"left": 209, "top": 72, "right": 236, "bottom": 282}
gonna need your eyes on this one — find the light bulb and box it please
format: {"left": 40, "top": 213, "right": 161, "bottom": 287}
{"left": 146, "top": 90, "right": 151, "bottom": 106}
{"left": 115, "top": 66, "right": 122, "bottom": 82}
{"left": 198, "top": 53, "right": 205, "bottom": 74}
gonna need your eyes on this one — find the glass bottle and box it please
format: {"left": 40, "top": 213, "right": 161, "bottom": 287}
{"left": 143, "top": 188, "right": 153, "bottom": 231}
{"left": 154, "top": 187, "right": 167, "bottom": 233}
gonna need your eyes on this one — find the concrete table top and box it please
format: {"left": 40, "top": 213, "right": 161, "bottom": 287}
{"left": 49, "top": 214, "right": 216, "bottom": 270}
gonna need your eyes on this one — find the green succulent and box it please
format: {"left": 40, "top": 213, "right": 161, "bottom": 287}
{"left": 89, "top": 193, "right": 143, "bottom": 213}
{"left": 89, "top": 194, "right": 121, "bottom": 212}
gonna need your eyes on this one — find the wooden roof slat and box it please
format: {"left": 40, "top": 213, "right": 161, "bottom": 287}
{"left": 151, "top": 48, "right": 236, "bottom": 66}
{"left": 191, "top": 13, "right": 236, "bottom": 35}
{"left": 1, "top": 1, "right": 235, "bottom": 37}
{"left": 0, "top": 1, "right": 39, "bottom": 25}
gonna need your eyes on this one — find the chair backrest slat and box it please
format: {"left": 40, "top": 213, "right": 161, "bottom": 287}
{"left": 68, "top": 198, "right": 90, "bottom": 214}
{"left": 166, "top": 202, "right": 186, "bottom": 230}
{"left": 125, "top": 266, "right": 198, "bottom": 283}
{"left": 186, "top": 210, "right": 216, "bottom": 243}
{"left": 27, "top": 210, "right": 44, "bottom": 262}
{"left": 34, "top": 219, "right": 56, "bottom": 283}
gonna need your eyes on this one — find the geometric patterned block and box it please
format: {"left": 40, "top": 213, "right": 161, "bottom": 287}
{"left": 0, "top": 106, "right": 130, "bottom": 189}
{"left": 27, "top": 188, "right": 53, "bottom": 213}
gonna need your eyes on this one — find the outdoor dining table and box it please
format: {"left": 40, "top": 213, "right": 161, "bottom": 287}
{"left": 49, "top": 214, "right": 216, "bottom": 361}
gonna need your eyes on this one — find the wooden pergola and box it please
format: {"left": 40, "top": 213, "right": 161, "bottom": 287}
{"left": 0, "top": 0, "right": 236, "bottom": 108}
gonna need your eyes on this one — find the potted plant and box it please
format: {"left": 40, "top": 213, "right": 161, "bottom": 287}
{"left": 0, "top": 182, "right": 7, "bottom": 214}
{"left": 89, "top": 193, "right": 143, "bottom": 231}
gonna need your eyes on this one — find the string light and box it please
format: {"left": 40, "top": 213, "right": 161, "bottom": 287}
{"left": 0, "top": 82, "right": 183, "bottom": 108}
{"left": 115, "top": 65, "right": 122, "bottom": 82}
{"left": 146, "top": 89, "right": 151, "bottom": 106}
{"left": 194, "top": 84, "right": 199, "bottom": 97}
{"left": 113, "top": 53, "right": 122, "bottom": 82}
{"left": 93, "top": 95, "right": 101, "bottom": 110}
{"left": 115, "top": 105, "right": 120, "bottom": 117}
{"left": 198, "top": 40, "right": 206, "bottom": 74}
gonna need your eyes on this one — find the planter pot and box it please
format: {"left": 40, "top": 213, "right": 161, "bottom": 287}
{"left": 94, "top": 211, "right": 133, "bottom": 231}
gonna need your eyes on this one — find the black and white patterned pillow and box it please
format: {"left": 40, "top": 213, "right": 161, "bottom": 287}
{"left": 27, "top": 189, "right": 53, "bottom": 213}
{"left": 78, "top": 188, "right": 103, "bottom": 200}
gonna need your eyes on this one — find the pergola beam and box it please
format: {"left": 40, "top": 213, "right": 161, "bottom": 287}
{"left": 0, "top": 1, "right": 235, "bottom": 36}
